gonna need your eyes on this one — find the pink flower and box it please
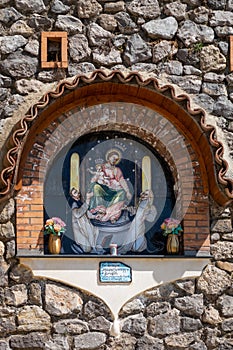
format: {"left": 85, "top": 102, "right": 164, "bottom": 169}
{"left": 52, "top": 217, "right": 66, "bottom": 227}
{"left": 53, "top": 224, "right": 61, "bottom": 232}
{"left": 44, "top": 217, "right": 66, "bottom": 236}
{"left": 161, "top": 217, "right": 183, "bottom": 236}
{"left": 46, "top": 218, "right": 54, "bottom": 226}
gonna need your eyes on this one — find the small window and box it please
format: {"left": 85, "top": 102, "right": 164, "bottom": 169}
{"left": 41, "top": 31, "right": 68, "bottom": 68}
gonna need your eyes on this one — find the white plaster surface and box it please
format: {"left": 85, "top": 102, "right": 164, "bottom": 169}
{"left": 20, "top": 257, "right": 209, "bottom": 321}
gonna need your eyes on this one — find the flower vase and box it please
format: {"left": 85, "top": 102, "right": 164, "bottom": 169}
{"left": 166, "top": 234, "right": 179, "bottom": 254}
{"left": 48, "top": 234, "right": 61, "bottom": 254}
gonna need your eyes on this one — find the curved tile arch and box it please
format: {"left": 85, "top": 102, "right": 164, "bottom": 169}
{"left": 0, "top": 69, "right": 232, "bottom": 205}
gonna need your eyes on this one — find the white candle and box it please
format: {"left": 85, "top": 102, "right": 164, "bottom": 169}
{"left": 142, "top": 156, "right": 151, "bottom": 191}
{"left": 70, "top": 153, "right": 80, "bottom": 191}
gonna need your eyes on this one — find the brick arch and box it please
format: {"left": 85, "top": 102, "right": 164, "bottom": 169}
{"left": 16, "top": 102, "right": 209, "bottom": 255}
{"left": 8, "top": 76, "right": 230, "bottom": 207}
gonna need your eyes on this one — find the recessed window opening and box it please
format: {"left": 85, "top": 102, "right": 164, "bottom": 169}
{"left": 41, "top": 31, "right": 68, "bottom": 68}
{"left": 47, "top": 37, "right": 62, "bottom": 62}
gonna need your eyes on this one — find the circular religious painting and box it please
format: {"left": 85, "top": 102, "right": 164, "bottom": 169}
{"left": 44, "top": 130, "right": 175, "bottom": 256}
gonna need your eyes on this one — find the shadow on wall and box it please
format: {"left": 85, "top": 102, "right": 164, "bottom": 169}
{"left": 3, "top": 264, "right": 232, "bottom": 349}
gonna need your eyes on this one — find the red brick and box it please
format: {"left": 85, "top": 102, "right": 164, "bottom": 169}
{"left": 17, "top": 204, "right": 30, "bottom": 212}
{"left": 30, "top": 204, "right": 43, "bottom": 210}
{"left": 183, "top": 205, "right": 197, "bottom": 213}
{"left": 23, "top": 198, "right": 44, "bottom": 205}
{"left": 27, "top": 224, "right": 43, "bottom": 231}
{"left": 183, "top": 233, "right": 197, "bottom": 240}
{"left": 197, "top": 220, "right": 209, "bottom": 226}
{"left": 30, "top": 230, "right": 44, "bottom": 237}
{"left": 30, "top": 217, "right": 43, "bottom": 225}
{"left": 185, "top": 227, "right": 209, "bottom": 234}
{"left": 198, "top": 234, "right": 210, "bottom": 241}
{"left": 17, "top": 217, "right": 30, "bottom": 225}
{"left": 184, "top": 214, "right": 209, "bottom": 221}
{"left": 183, "top": 240, "right": 201, "bottom": 247}
{"left": 184, "top": 221, "right": 197, "bottom": 227}
{"left": 16, "top": 231, "right": 30, "bottom": 237}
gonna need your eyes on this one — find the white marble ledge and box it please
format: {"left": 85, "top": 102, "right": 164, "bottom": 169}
{"left": 20, "top": 256, "right": 210, "bottom": 327}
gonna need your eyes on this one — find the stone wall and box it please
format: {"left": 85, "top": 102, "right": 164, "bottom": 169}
{"left": 0, "top": 0, "right": 233, "bottom": 349}
{"left": 1, "top": 0, "right": 233, "bottom": 161}
{"left": 0, "top": 257, "right": 232, "bottom": 349}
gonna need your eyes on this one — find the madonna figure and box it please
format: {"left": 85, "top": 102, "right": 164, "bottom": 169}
{"left": 88, "top": 149, "right": 132, "bottom": 223}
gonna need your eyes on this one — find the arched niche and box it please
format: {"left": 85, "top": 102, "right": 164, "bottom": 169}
{"left": 16, "top": 99, "right": 209, "bottom": 257}
{"left": 0, "top": 70, "right": 231, "bottom": 256}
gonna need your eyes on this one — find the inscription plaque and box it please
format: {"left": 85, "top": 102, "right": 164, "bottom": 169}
{"left": 99, "top": 261, "right": 132, "bottom": 283}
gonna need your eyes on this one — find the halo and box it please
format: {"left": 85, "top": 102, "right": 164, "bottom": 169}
{"left": 105, "top": 148, "right": 122, "bottom": 164}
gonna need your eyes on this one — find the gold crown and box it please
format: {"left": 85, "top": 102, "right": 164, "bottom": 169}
{"left": 114, "top": 141, "right": 127, "bottom": 152}
{"left": 95, "top": 158, "right": 104, "bottom": 165}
